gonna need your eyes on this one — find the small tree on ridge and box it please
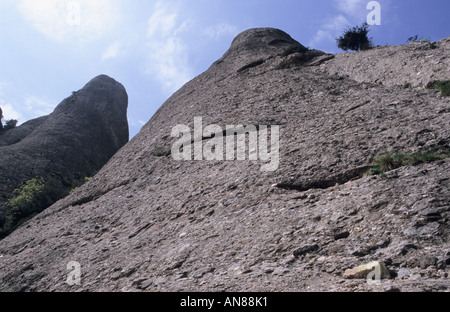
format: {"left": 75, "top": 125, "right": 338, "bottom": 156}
{"left": 336, "top": 23, "right": 373, "bottom": 51}
{"left": 0, "top": 106, "right": 18, "bottom": 131}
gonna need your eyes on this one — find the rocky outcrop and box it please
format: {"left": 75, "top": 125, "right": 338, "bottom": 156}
{"left": 0, "top": 75, "right": 129, "bottom": 237}
{"left": 0, "top": 29, "right": 448, "bottom": 292}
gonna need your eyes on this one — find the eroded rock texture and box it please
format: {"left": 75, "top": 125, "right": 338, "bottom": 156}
{"left": 0, "top": 28, "right": 448, "bottom": 292}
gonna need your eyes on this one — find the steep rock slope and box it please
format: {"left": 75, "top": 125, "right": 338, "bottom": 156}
{"left": 0, "top": 29, "right": 448, "bottom": 292}
{"left": 0, "top": 75, "right": 129, "bottom": 237}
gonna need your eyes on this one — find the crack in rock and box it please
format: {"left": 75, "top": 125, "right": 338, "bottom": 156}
{"left": 277, "top": 165, "right": 372, "bottom": 192}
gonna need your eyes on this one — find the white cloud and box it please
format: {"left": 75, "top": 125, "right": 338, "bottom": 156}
{"left": 145, "top": 1, "right": 194, "bottom": 94}
{"left": 0, "top": 83, "right": 23, "bottom": 123}
{"left": 309, "top": 30, "right": 334, "bottom": 47}
{"left": 203, "top": 23, "right": 238, "bottom": 40}
{"left": 310, "top": 0, "right": 369, "bottom": 50}
{"left": 18, "top": 0, "right": 121, "bottom": 43}
{"left": 101, "top": 41, "right": 121, "bottom": 61}
{"left": 23, "top": 96, "right": 55, "bottom": 118}
{"left": 309, "top": 14, "right": 351, "bottom": 48}
{"left": 0, "top": 103, "right": 23, "bottom": 122}
{"left": 335, "top": 0, "right": 366, "bottom": 17}
{"left": 0, "top": 83, "right": 55, "bottom": 125}
{"left": 148, "top": 3, "right": 178, "bottom": 37}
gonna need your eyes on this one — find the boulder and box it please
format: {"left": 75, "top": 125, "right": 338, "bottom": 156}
{"left": 343, "top": 261, "right": 391, "bottom": 280}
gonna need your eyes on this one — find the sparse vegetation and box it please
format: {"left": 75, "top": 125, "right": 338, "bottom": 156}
{"left": 6, "top": 178, "right": 47, "bottom": 220}
{"left": 70, "top": 177, "right": 93, "bottom": 194}
{"left": 431, "top": 80, "right": 450, "bottom": 97}
{"left": 153, "top": 149, "right": 172, "bottom": 157}
{"left": 407, "top": 35, "right": 420, "bottom": 43}
{"left": 407, "top": 35, "right": 438, "bottom": 49}
{"left": 0, "top": 175, "right": 92, "bottom": 238}
{"left": 403, "top": 82, "right": 412, "bottom": 89}
{"left": 368, "top": 147, "right": 450, "bottom": 177}
{"left": 336, "top": 23, "right": 373, "bottom": 52}
{"left": 407, "top": 35, "right": 431, "bottom": 44}
{"left": 1, "top": 177, "right": 69, "bottom": 237}
{"left": 3, "top": 119, "right": 18, "bottom": 130}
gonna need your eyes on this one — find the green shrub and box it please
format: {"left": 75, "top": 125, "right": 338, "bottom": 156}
{"left": 1, "top": 177, "right": 71, "bottom": 238}
{"left": 432, "top": 80, "right": 450, "bottom": 96}
{"left": 153, "top": 149, "right": 172, "bottom": 157}
{"left": 336, "top": 23, "right": 373, "bottom": 52}
{"left": 6, "top": 178, "right": 47, "bottom": 221}
{"left": 403, "top": 82, "right": 412, "bottom": 89}
{"left": 429, "top": 42, "right": 438, "bottom": 49}
{"left": 3, "top": 119, "right": 18, "bottom": 130}
{"left": 368, "top": 148, "right": 450, "bottom": 176}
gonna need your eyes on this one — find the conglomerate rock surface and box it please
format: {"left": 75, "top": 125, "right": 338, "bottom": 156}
{"left": 0, "top": 28, "right": 448, "bottom": 292}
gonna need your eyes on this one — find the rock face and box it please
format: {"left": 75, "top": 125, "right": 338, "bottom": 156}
{"left": 0, "top": 29, "right": 449, "bottom": 292}
{"left": 318, "top": 38, "right": 450, "bottom": 88}
{"left": 0, "top": 75, "right": 129, "bottom": 237}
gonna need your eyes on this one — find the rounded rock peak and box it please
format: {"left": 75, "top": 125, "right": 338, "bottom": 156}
{"left": 229, "top": 27, "right": 307, "bottom": 54}
{"left": 84, "top": 74, "right": 123, "bottom": 88}
{"left": 78, "top": 74, "right": 128, "bottom": 107}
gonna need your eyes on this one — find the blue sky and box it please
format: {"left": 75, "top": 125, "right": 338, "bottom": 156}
{"left": 0, "top": 0, "right": 448, "bottom": 138}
